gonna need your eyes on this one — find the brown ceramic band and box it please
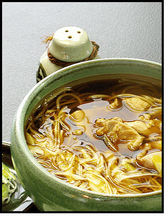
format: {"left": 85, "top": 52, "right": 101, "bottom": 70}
{"left": 47, "top": 41, "right": 99, "bottom": 67}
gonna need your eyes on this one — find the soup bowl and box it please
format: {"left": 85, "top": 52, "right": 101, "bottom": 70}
{"left": 11, "top": 58, "right": 162, "bottom": 212}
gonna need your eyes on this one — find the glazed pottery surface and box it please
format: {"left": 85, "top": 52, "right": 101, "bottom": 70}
{"left": 11, "top": 58, "right": 162, "bottom": 212}
{"left": 37, "top": 26, "right": 100, "bottom": 82}
{"left": 49, "top": 26, "right": 93, "bottom": 62}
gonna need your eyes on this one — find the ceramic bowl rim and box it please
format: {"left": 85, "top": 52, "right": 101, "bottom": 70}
{"left": 14, "top": 58, "right": 162, "bottom": 198}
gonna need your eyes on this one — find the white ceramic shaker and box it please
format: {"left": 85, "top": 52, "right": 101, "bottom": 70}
{"left": 36, "top": 26, "right": 100, "bottom": 82}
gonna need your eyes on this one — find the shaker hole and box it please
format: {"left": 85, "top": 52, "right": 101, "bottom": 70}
{"left": 77, "top": 31, "right": 81, "bottom": 34}
{"left": 65, "top": 30, "right": 69, "bottom": 32}
{"left": 68, "top": 36, "right": 72, "bottom": 39}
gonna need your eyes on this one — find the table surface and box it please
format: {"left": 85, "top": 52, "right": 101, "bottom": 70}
{"left": 2, "top": 2, "right": 161, "bottom": 142}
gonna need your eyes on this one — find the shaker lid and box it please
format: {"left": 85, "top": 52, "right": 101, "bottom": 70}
{"left": 48, "top": 26, "right": 93, "bottom": 62}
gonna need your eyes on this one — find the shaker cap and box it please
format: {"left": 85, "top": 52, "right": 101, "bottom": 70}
{"left": 49, "top": 26, "right": 93, "bottom": 62}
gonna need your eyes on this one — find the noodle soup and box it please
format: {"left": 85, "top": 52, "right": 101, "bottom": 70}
{"left": 25, "top": 76, "right": 162, "bottom": 195}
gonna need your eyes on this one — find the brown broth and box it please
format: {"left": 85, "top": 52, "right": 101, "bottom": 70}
{"left": 31, "top": 77, "right": 161, "bottom": 156}
{"left": 26, "top": 76, "right": 162, "bottom": 194}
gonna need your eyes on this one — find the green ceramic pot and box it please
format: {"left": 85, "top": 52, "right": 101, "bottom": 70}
{"left": 11, "top": 58, "right": 162, "bottom": 212}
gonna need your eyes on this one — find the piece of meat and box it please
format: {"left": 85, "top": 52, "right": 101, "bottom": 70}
{"left": 139, "top": 108, "right": 162, "bottom": 121}
{"left": 125, "top": 97, "right": 150, "bottom": 111}
{"left": 125, "top": 121, "right": 151, "bottom": 136}
{"left": 151, "top": 140, "right": 162, "bottom": 150}
{"left": 95, "top": 117, "right": 144, "bottom": 151}
{"left": 137, "top": 151, "right": 162, "bottom": 174}
{"left": 125, "top": 120, "right": 160, "bottom": 136}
